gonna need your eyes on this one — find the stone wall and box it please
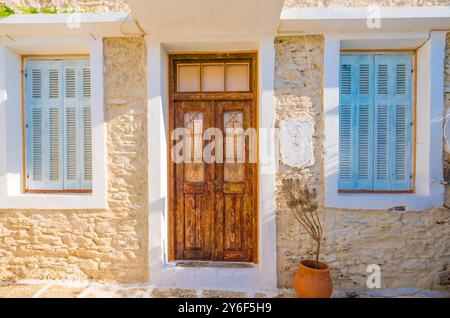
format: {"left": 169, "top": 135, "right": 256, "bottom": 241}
{"left": 284, "top": 0, "right": 450, "bottom": 7}
{"left": 1, "top": 0, "right": 129, "bottom": 12}
{"left": 0, "top": 37, "right": 148, "bottom": 284}
{"left": 275, "top": 35, "right": 450, "bottom": 291}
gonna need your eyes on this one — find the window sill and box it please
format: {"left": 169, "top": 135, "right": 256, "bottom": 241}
{"left": 0, "top": 192, "right": 106, "bottom": 210}
{"left": 325, "top": 189, "right": 443, "bottom": 211}
{"left": 338, "top": 190, "right": 414, "bottom": 194}
{"left": 24, "top": 189, "right": 92, "bottom": 194}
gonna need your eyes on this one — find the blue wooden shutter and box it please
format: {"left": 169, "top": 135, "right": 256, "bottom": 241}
{"left": 339, "top": 58, "right": 353, "bottom": 190}
{"left": 374, "top": 54, "right": 412, "bottom": 191}
{"left": 373, "top": 57, "right": 391, "bottom": 190}
{"left": 339, "top": 55, "right": 375, "bottom": 190}
{"left": 62, "top": 59, "right": 92, "bottom": 190}
{"left": 340, "top": 54, "right": 412, "bottom": 192}
{"left": 26, "top": 60, "right": 64, "bottom": 190}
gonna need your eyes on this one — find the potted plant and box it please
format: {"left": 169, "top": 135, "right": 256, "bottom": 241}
{"left": 281, "top": 179, "right": 332, "bottom": 298}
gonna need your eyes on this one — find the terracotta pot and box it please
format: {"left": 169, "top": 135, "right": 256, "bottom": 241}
{"left": 294, "top": 259, "right": 333, "bottom": 298}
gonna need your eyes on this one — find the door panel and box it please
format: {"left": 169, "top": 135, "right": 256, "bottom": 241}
{"left": 169, "top": 53, "right": 257, "bottom": 263}
{"left": 174, "top": 101, "right": 214, "bottom": 260}
{"left": 214, "top": 101, "right": 255, "bottom": 262}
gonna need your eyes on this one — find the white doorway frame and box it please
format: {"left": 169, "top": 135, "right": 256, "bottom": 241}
{"left": 146, "top": 34, "right": 278, "bottom": 291}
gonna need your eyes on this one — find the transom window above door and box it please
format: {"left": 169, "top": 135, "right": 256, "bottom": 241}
{"left": 338, "top": 53, "right": 414, "bottom": 193}
{"left": 177, "top": 62, "right": 250, "bottom": 92}
{"left": 24, "top": 58, "right": 92, "bottom": 192}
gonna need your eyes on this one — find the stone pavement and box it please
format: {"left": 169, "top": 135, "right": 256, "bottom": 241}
{"left": 0, "top": 281, "right": 448, "bottom": 298}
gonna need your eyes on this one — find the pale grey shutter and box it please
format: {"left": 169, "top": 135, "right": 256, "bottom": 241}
{"left": 81, "top": 61, "right": 92, "bottom": 190}
{"left": 26, "top": 60, "right": 64, "bottom": 190}
{"left": 62, "top": 59, "right": 92, "bottom": 190}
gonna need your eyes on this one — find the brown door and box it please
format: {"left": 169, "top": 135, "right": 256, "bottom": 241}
{"left": 169, "top": 53, "right": 257, "bottom": 263}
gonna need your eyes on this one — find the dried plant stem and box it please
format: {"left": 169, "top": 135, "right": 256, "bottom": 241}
{"left": 281, "top": 179, "right": 323, "bottom": 269}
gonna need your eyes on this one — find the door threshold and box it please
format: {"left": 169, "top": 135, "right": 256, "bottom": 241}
{"left": 175, "top": 261, "right": 255, "bottom": 269}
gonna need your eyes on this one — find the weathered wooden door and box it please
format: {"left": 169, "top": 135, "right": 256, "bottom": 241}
{"left": 169, "top": 53, "right": 257, "bottom": 263}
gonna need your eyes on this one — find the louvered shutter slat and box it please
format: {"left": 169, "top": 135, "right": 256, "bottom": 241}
{"left": 45, "top": 61, "right": 64, "bottom": 190}
{"left": 81, "top": 62, "right": 92, "bottom": 189}
{"left": 374, "top": 57, "right": 392, "bottom": 190}
{"left": 27, "top": 65, "right": 45, "bottom": 189}
{"left": 66, "top": 107, "right": 77, "bottom": 181}
{"left": 26, "top": 60, "right": 64, "bottom": 190}
{"left": 374, "top": 104, "right": 389, "bottom": 189}
{"left": 83, "top": 107, "right": 93, "bottom": 182}
{"left": 391, "top": 56, "right": 413, "bottom": 190}
{"left": 31, "top": 108, "right": 43, "bottom": 181}
{"left": 63, "top": 62, "right": 80, "bottom": 189}
{"left": 338, "top": 57, "right": 354, "bottom": 190}
{"left": 373, "top": 54, "right": 413, "bottom": 191}
{"left": 61, "top": 59, "right": 92, "bottom": 190}
{"left": 353, "top": 55, "right": 374, "bottom": 190}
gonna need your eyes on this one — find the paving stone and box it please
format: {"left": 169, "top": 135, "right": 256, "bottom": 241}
{"left": 275, "top": 291, "right": 297, "bottom": 298}
{"left": 40, "top": 285, "right": 86, "bottom": 298}
{"left": 0, "top": 284, "right": 44, "bottom": 298}
{"left": 203, "top": 290, "right": 247, "bottom": 298}
{"left": 83, "top": 286, "right": 120, "bottom": 298}
{"left": 115, "top": 288, "right": 147, "bottom": 298}
{"left": 151, "top": 288, "right": 198, "bottom": 298}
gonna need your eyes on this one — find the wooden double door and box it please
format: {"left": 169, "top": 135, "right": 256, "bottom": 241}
{"left": 169, "top": 53, "right": 257, "bottom": 263}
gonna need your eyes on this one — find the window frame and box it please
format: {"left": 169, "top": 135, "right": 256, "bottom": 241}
{"left": 22, "top": 55, "right": 93, "bottom": 194}
{"left": 0, "top": 38, "right": 106, "bottom": 210}
{"left": 322, "top": 33, "right": 446, "bottom": 211}
{"left": 337, "top": 50, "right": 417, "bottom": 194}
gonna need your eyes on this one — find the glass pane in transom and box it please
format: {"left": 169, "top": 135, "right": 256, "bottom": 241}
{"left": 178, "top": 64, "right": 200, "bottom": 92}
{"left": 201, "top": 64, "right": 225, "bottom": 92}
{"left": 226, "top": 63, "right": 249, "bottom": 92}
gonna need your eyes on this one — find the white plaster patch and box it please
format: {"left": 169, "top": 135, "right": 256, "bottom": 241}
{"left": 280, "top": 115, "right": 315, "bottom": 169}
{"left": 444, "top": 110, "right": 450, "bottom": 153}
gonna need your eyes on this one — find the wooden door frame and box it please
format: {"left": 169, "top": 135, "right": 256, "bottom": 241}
{"left": 167, "top": 52, "right": 259, "bottom": 263}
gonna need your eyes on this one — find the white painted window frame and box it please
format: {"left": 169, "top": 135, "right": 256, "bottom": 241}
{"left": 146, "top": 35, "right": 278, "bottom": 291}
{"left": 0, "top": 38, "right": 106, "bottom": 210}
{"left": 323, "top": 31, "right": 446, "bottom": 211}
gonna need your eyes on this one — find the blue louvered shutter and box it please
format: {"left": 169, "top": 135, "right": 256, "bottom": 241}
{"left": 339, "top": 55, "right": 375, "bottom": 190}
{"left": 339, "top": 54, "right": 413, "bottom": 191}
{"left": 338, "top": 59, "right": 353, "bottom": 190}
{"left": 62, "top": 59, "right": 92, "bottom": 190}
{"left": 26, "top": 60, "right": 64, "bottom": 190}
{"left": 373, "top": 54, "right": 412, "bottom": 191}
{"left": 339, "top": 54, "right": 412, "bottom": 191}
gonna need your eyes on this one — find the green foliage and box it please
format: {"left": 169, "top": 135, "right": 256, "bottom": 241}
{"left": 19, "top": 7, "right": 39, "bottom": 14}
{"left": 41, "top": 7, "right": 58, "bottom": 14}
{"left": 0, "top": 4, "right": 15, "bottom": 17}
{"left": 0, "top": 4, "right": 94, "bottom": 17}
